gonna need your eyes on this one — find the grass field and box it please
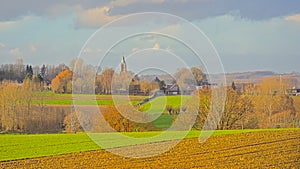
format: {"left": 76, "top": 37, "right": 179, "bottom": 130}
{"left": 138, "top": 95, "right": 188, "bottom": 129}
{"left": 31, "top": 93, "right": 146, "bottom": 105}
{"left": 1, "top": 129, "right": 299, "bottom": 168}
{"left": 152, "top": 114, "right": 174, "bottom": 129}
{"left": 31, "top": 94, "right": 183, "bottom": 130}
{"left": 0, "top": 128, "right": 297, "bottom": 162}
{"left": 34, "top": 99, "right": 141, "bottom": 105}
{"left": 139, "top": 95, "right": 190, "bottom": 113}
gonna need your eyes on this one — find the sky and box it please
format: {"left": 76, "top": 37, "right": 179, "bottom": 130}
{"left": 0, "top": 0, "right": 300, "bottom": 74}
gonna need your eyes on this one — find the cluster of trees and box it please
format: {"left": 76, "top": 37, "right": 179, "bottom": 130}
{"left": 180, "top": 83, "right": 299, "bottom": 130}
{"left": 50, "top": 58, "right": 161, "bottom": 95}
{"left": 174, "top": 67, "right": 207, "bottom": 90}
{"left": 0, "top": 58, "right": 69, "bottom": 84}
{"left": 63, "top": 105, "right": 156, "bottom": 133}
{"left": 1, "top": 58, "right": 299, "bottom": 133}
{"left": 1, "top": 58, "right": 207, "bottom": 96}
{"left": 51, "top": 69, "right": 73, "bottom": 93}
{"left": 0, "top": 80, "right": 68, "bottom": 133}
{"left": 53, "top": 58, "right": 208, "bottom": 95}
{"left": 233, "top": 76, "right": 298, "bottom": 96}
{"left": 252, "top": 94, "right": 297, "bottom": 128}
{"left": 169, "top": 88, "right": 254, "bottom": 130}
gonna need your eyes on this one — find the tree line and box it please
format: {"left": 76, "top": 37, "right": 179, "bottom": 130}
{"left": 167, "top": 85, "right": 299, "bottom": 130}
{"left": 0, "top": 80, "right": 68, "bottom": 133}
{"left": 1, "top": 58, "right": 299, "bottom": 133}
{"left": 0, "top": 58, "right": 69, "bottom": 85}
{"left": 52, "top": 58, "right": 207, "bottom": 95}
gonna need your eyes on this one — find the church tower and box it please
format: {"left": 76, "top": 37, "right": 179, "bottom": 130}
{"left": 120, "top": 56, "right": 127, "bottom": 73}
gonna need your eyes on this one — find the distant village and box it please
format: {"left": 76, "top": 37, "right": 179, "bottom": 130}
{"left": 0, "top": 57, "right": 300, "bottom": 96}
{"left": 116, "top": 56, "right": 215, "bottom": 96}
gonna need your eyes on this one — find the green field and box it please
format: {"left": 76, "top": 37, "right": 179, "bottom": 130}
{"left": 0, "top": 128, "right": 296, "bottom": 162}
{"left": 34, "top": 94, "right": 185, "bottom": 130}
{"left": 152, "top": 114, "right": 174, "bottom": 129}
{"left": 34, "top": 99, "right": 140, "bottom": 105}
{"left": 139, "top": 95, "right": 190, "bottom": 113}
{"left": 32, "top": 93, "right": 146, "bottom": 105}
{"left": 138, "top": 95, "right": 188, "bottom": 129}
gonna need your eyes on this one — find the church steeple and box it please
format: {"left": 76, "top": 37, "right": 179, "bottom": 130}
{"left": 120, "top": 56, "right": 127, "bottom": 73}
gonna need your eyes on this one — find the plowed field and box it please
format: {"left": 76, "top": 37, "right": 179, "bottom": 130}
{"left": 1, "top": 130, "right": 299, "bottom": 168}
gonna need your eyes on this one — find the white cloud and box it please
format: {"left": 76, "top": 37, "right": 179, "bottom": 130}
{"left": 107, "top": 0, "right": 197, "bottom": 7}
{"left": 108, "top": 0, "right": 166, "bottom": 7}
{"left": 97, "top": 48, "right": 102, "bottom": 53}
{"left": 47, "top": 4, "right": 81, "bottom": 17}
{"left": 165, "top": 46, "right": 172, "bottom": 52}
{"left": 9, "top": 48, "right": 22, "bottom": 57}
{"left": 82, "top": 47, "right": 92, "bottom": 54}
{"left": 131, "top": 48, "right": 139, "bottom": 52}
{"left": 30, "top": 45, "right": 37, "bottom": 53}
{"left": 285, "top": 14, "right": 300, "bottom": 22}
{"left": 76, "top": 6, "right": 121, "bottom": 28}
{"left": 0, "top": 16, "right": 39, "bottom": 30}
{"left": 0, "top": 20, "right": 17, "bottom": 29}
{"left": 0, "top": 43, "right": 5, "bottom": 48}
{"left": 153, "top": 43, "right": 160, "bottom": 50}
{"left": 154, "top": 24, "right": 181, "bottom": 35}
{"left": 135, "top": 34, "right": 156, "bottom": 43}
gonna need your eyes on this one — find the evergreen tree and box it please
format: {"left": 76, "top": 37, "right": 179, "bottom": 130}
{"left": 40, "top": 64, "right": 46, "bottom": 81}
{"left": 231, "top": 81, "right": 236, "bottom": 90}
{"left": 25, "top": 65, "right": 33, "bottom": 80}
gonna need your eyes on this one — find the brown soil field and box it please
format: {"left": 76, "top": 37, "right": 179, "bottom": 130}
{"left": 1, "top": 130, "right": 299, "bottom": 169}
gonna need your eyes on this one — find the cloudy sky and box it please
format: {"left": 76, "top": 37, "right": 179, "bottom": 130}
{"left": 0, "top": 0, "right": 300, "bottom": 73}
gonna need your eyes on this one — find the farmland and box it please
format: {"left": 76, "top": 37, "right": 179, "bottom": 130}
{"left": 0, "top": 129, "right": 290, "bottom": 162}
{"left": 1, "top": 129, "right": 299, "bottom": 168}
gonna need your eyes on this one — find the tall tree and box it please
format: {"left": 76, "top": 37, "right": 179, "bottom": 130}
{"left": 51, "top": 69, "right": 73, "bottom": 93}
{"left": 191, "top": 67, "right": 206, "bottom": 85}
{"left": 96, "top": 68, "right": 114, "bottom": 94}
{"left": 40, "top": 64, "right": 47, "bottom": 81}
{"left": 231, "top": 81, "right": 236, "bottom": 90}
{"left": 25, "top": 65, "right": 33, "bottom": 80}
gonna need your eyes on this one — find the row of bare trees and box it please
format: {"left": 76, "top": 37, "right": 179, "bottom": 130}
{"left": 0, "top": 58, "right": 69, "bottom": 84}
{"left": 63, "top": 105, "right": 156, "bottom": 133}
{"left": 181, "top": 86, "right": 299, "bottom": 130}
{"left": 0, "top": 80, "right": 68, "bottom": 133}
{"left": 95, "top": 69, "right": 160, "bottom": 95}
{"left": 57, "top": 58, "right": 208, "bottom": 95}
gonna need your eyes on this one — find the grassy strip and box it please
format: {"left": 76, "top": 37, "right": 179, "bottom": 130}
{"left": 51, "top": 94, "right": 147, "bottom": 100}
{"left": 1, "top": 128, "right": 298, "bottom": 161}
{"left": 139, "top": 95, "right": 190, "bottom": 113}
{"left": 32, "top": 100, "right": 140, "bottom": 105}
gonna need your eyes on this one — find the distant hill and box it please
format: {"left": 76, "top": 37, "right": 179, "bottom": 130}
{"left": 139, "top": 70, "right": 300, "bottom": 87}
{"left": 210, "top": 71, "right": 300, "bottom": 86}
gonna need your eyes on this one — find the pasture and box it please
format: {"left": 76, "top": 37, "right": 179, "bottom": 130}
{"left": 32, "top": 93, "right": 147, "bottom": 105}
{"left": 139, "top": 95, "right": 187, "bottom": 129}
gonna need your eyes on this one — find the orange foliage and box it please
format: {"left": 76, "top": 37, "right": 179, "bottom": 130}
{"left": 103, "top": 105, "right": 156, "bottom": 132}
{"left": 51, "top": 69, "right": 73, "bottom": 93}
{"left": 63, "top": 105, "right": 156, "bottom": 133}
